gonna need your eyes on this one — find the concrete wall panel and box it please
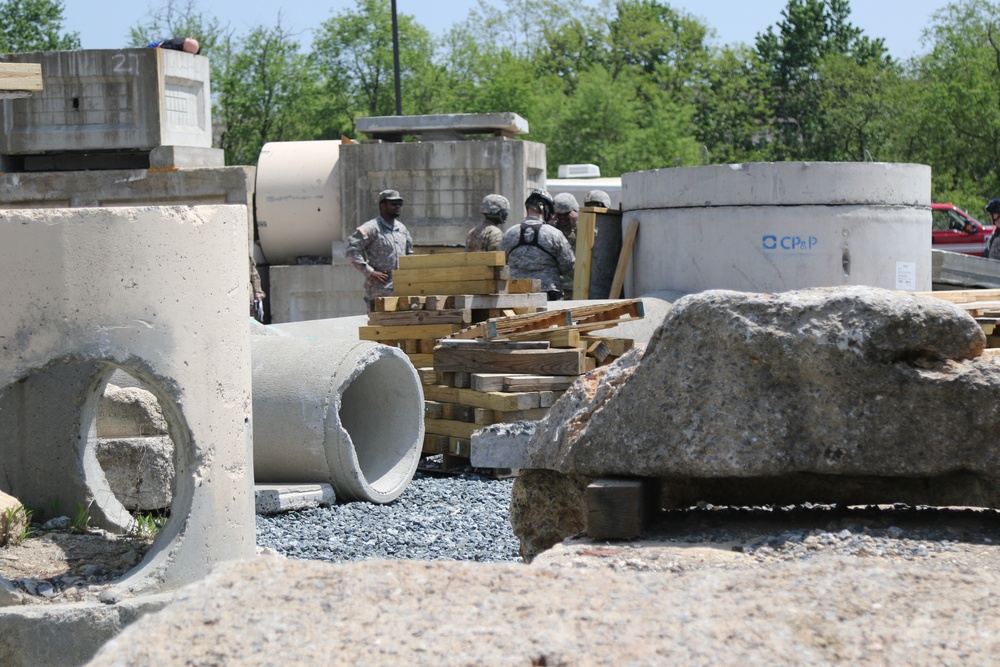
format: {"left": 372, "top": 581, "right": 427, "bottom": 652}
{"left": 0, "top": 205, "right": 253, "bottom": 595}
{"left": 0, "top": 49, "right": 212, "bottom": 154}
{"left": 339, "top": 139, "right": 546, "bottom": 246}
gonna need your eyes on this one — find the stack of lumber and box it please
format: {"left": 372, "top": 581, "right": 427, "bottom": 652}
{"left": 924, "top": 288, "right": 1000, "bottom": 350}
{"left": 421, "top": 299, "right": 645, "bottom": 465}
{"left": 359, "top": 251, "right": 547, "bottom": 367}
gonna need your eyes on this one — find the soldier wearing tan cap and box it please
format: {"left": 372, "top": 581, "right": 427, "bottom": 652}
{"left": 345, "top": 189, "right": 413, "bottom": 304}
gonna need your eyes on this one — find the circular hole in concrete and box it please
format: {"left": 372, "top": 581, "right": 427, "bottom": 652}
{"left": 0, "top": 365, "right": 177, "bottom": 604}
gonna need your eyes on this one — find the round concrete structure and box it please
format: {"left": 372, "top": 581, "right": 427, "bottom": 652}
{"left": 620, "top": 162, "right": 932, "bottom": 296}
{"left": 251, "top": 337, "right": 423, "bottom": 504}
{"left": 255, "top": 140, "right": 342, "bottom": 264}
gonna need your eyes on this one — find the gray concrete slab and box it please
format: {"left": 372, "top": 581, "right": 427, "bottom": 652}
{"left": 255, "top": 484, "right": 336, "bottom": 514}
{"left": 357, "top": 112, "right": 528, "bottom": 139}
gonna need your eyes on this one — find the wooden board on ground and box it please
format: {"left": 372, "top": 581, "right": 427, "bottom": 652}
{"left": 573, "top": 209, "right": 598, "bottom": 299}
{"left": 399, "top": 251, "right": 505, "bottom": 269}
{"left": 433, "top": 346, "right": 587, "bottom": 375}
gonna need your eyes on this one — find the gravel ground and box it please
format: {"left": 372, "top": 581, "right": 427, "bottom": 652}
{"left": 255, "top": 471, "right": 522, "bottom": 563}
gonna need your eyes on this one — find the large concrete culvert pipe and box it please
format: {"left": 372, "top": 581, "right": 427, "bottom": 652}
{"left": 251, "top": 336, "right": 424, "bottom": 503}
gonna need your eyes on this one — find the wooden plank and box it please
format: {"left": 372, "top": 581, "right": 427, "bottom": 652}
{"left": 453, "top": 372, "right": 472, "bottom": 388}
{"left": 508, "top": 278, "right": 542, "bottom": 294}
{"left": 580, "top": 336, "right": 634, "bottom": 357}
{"left": 417, "top": 367, "right": 438, "bottom": 385}
{"left": 586, "top": 340, "right": 610, "bottom": 362}
{"left": 422, "top": 385, "right": 541, "bottom": 411}
{"left": 399, "top": 251, "right": 505, "bottom": 269}
{"left": 471, "top": 373, "right": 509, "bottom": 393}
{"left": 485, "top": 311, "right": 573, "bottom": 339}
{"left": 358, "top": 323, "right": 460, "bottom": 341}
{"left": 425, "top": 418, "right": 480, "bottom": 440}
{"left": 573, "top": 208, "right": 597, "bottom": 299}
{"left": 448, "top": 438, "right": 472, "bottom": 457}
{"left": 392, "top": 265, "right": 508, "bottom": 284}
{"left": 493, "top": 407, "right": 550, "bottom": 423}
{"left": 405, "top": 353, "right": 434, "bottom": 367}
{"left": 393, "top": 279, "right": 507, "bottom": 297}
{"left": 586, "top": 479, "right": 651, "bottom": 540}
{"left": 424, "top": 402, "right": 446, "bottom": 419}
{"left": 609, "top": 220, "right": 639, "bottom": 299}
{"left": 374, "top": 296, "right": 402, "bottom": 312}
{"left": 438, "top": 339, "right": 550, "bottom": 350}
{"left": 0, "top": 63, "right": 43, "bottom": 92}
{"left": 372, "top": 309, "right": 470, "bottom": 325}
{"left": 433, "top": 347, "right": 587, "bottom": 375}
{"left": 422, "top": 433, "right": 451, "bottom": 454}
{"left": 506, "top": 329, "right": 580, "bottom": 348}
{"left": 918, "top": 288, "right": 1000, "bottom": 303}
{"left": 502, "top": 375, "right": 577, "bottom": 392}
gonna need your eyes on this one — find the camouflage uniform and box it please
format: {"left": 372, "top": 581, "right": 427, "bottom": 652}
{"left": 500, "top": 217, "right": 575, "bottom": 296}
{"left": 250, "top": 257, "right": 266, "bottom": 321}
{"left": 465, "top": 222, "right": 504, "bottom": 252}
{"left": 345, "top": 215, "right": 414, "bottom": 302}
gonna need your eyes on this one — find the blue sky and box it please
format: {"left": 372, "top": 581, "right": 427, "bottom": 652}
{"left": 63, "top": 0, "right": 946, "bottom": 61}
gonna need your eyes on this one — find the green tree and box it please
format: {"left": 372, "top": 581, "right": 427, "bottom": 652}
{"left": 0, "top": 0, "right": 79, "bottom": 52}
{"left": 897, "top": 0, "right": 1000, "bottom": 210}
{"left": 312, "top": 0, "right": 439, "bottom": 132}
{"left": 213, "top": 23, "right": 319, "bottom": 166}
{"left": 753, "top": 0, "right": 890, "bottom": 160}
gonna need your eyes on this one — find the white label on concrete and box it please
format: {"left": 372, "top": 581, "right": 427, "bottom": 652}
{"left": 896, "top": 262, "right": 917, "bottom": 290}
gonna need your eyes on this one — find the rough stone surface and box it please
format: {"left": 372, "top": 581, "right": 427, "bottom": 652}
{"left": 525, "top": 286, "right": 992, "bottom": 479}
{"left": 509, "top": 469, "right": 589, "bottom": 562}
{"left": 96, "top": 384, "right": 167, "bottom": 438}
{"left": 254, "top": 484, "right": 335, "bottom": 515}
{"left": 86, "top": 555, "right": 1000, "bottom": 666}
{"left": 0, "top": 491, "right": 26, "bottom": 549}
{"left": 94, "top": 437, "right": 173, "bottom": 511}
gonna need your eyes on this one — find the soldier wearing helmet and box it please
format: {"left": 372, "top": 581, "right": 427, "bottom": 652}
{"left": 552, "top": 193, "right": 580, "bottom": 248}
{"left": 986, "top": 198, "right": 1000, "bottom": 259}
{"left": 500, "top": 188, "right": 575, "bottom": 300}
{"left": 466, "top": 194, "right": 510, "bottom": 252}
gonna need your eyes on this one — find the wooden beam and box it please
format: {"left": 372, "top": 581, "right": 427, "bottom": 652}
{"left": 586, "top": 479, "right": 652, "bottom": 540}
{"left": 392, "top": 265, "right": 508, "bottom": 284}
{"left": 422, "top": 384, "right": 542, "bottom": 411}
{"left": 399, "top": 251, "right": 505, "bottom": 269}
{"left": 358, "top": 323, "right": 460, "bottom": 341}
{"left": 609, "top": 220, "right": 639, "bottom": 299}
{"left": 433, "top": 347, "right": 586, "bottom": 375}
{"left": 573, "top": 209, "right": 597, "bottom": 299}
{"left": 369, "top": 309, "right": 472, "bottom": 325}
{"left": 393, "top": 279, "right": 507, "bottom": 296}
{"left": 0, "top": 63, "right": 42, "bottom": 92}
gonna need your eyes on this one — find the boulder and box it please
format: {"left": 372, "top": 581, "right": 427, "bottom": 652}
{"left": 97, "top": 385, "right": 167, "bottom": 438}
{"left": 95, "top": 437, "right": 173, "bottom": 511}
{"left": 513, "top": 286, "right": 1000, "bottom": 557}
{"left": 0, "top": 491, "right": 26, "bottom": 548}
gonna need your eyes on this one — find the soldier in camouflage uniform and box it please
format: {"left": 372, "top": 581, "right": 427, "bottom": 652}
{"left": 500, "top": 189, "right": 574, "bottom": 301}
{"left": 465, "top": 194, "right": 509, "bottom": 252}
{"left": 345, "top": 189, "right": 414, "bottom": 304}
{"left": 552, "top": 193, "right": 579, "bottom": 249}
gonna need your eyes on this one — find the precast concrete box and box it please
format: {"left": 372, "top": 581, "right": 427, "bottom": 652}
{"left": 621, "top": 162, "right": 932, "bottom": 296}
{"left": 339, "top": 138, "right": 547, "bottom": 246}
{"left": 0, "top": 49, "right": 212, "bottom": 155}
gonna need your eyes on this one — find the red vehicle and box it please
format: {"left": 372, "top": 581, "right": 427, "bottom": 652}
{"left": 932, "top": 203, "right": 995, "bottom": 256}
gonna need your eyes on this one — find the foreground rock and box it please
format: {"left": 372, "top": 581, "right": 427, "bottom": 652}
{"left": 513, "top": 286, "right": 1000, "bottom": 559}
{"left": 86, "top": 556, "right": 1000, "bottom": 666}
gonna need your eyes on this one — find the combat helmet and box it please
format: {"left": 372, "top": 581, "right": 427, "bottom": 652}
{"left": 525, "top": 188, "right": 555, "bottom": 222}
{"left": 481, "top": 194, "right": 510, "bottom": 223}
{"left": 987, "top": 198, "right": 1000, "bottom": 216}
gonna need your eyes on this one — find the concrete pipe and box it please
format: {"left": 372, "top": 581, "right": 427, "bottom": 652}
{"left": 251, "top": 336, "right": 423, "bottom": 504}
{"left": 620, "top": 162, "right": 933, "bottom": 296}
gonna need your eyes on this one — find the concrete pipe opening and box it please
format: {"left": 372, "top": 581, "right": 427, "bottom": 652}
{"left": 252, "top": 337, "right": 424, "bottom": 503}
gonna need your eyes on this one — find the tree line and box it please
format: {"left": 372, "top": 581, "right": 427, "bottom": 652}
{"left": 6, "top": 0, "right": 1000, "bottom": 216}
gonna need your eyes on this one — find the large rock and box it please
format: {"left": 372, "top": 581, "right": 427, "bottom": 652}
{"left": 513, "top": 286, "right": 1000, "bottom": 557}
{"left": 85, "top": 556, "right": 1000, "bottom": 666}
{"left": 97, "top": 385, "right": 167, "bottom": 438}
{"left": 525, "top": 286, "right": 992, "bottom": 478}
{"left": 95, "top": 437, "right": 174, "bottom": 511}
{"left": 0, "top": 491, "right": 26, "bottom": 548}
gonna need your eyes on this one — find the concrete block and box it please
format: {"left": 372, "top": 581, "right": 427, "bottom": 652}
{"left": 267, "top": 263, "right": 367, "bottom": 322}
{"left": 0, "top": 49, "right": 212, "bottom": 154}
{"left": 95, "top": 437, "right": 174, "bottom": 511}
{"left": 339, "top": 139, "right": 547, "bottom": 246}
{"left": 471, "top": 422, "right": 536, "bottom": 469}
{"left": 149, "top": 146, "right": 225, "bottom": 169}
{"left": 255, "top": 484, "right": 335, "bottom": 514}
{"left": 0, "top": 205, "right": 254, "bottom": 596}
{"left": 357, "top": 112, "right": 529, "bottom": 139}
